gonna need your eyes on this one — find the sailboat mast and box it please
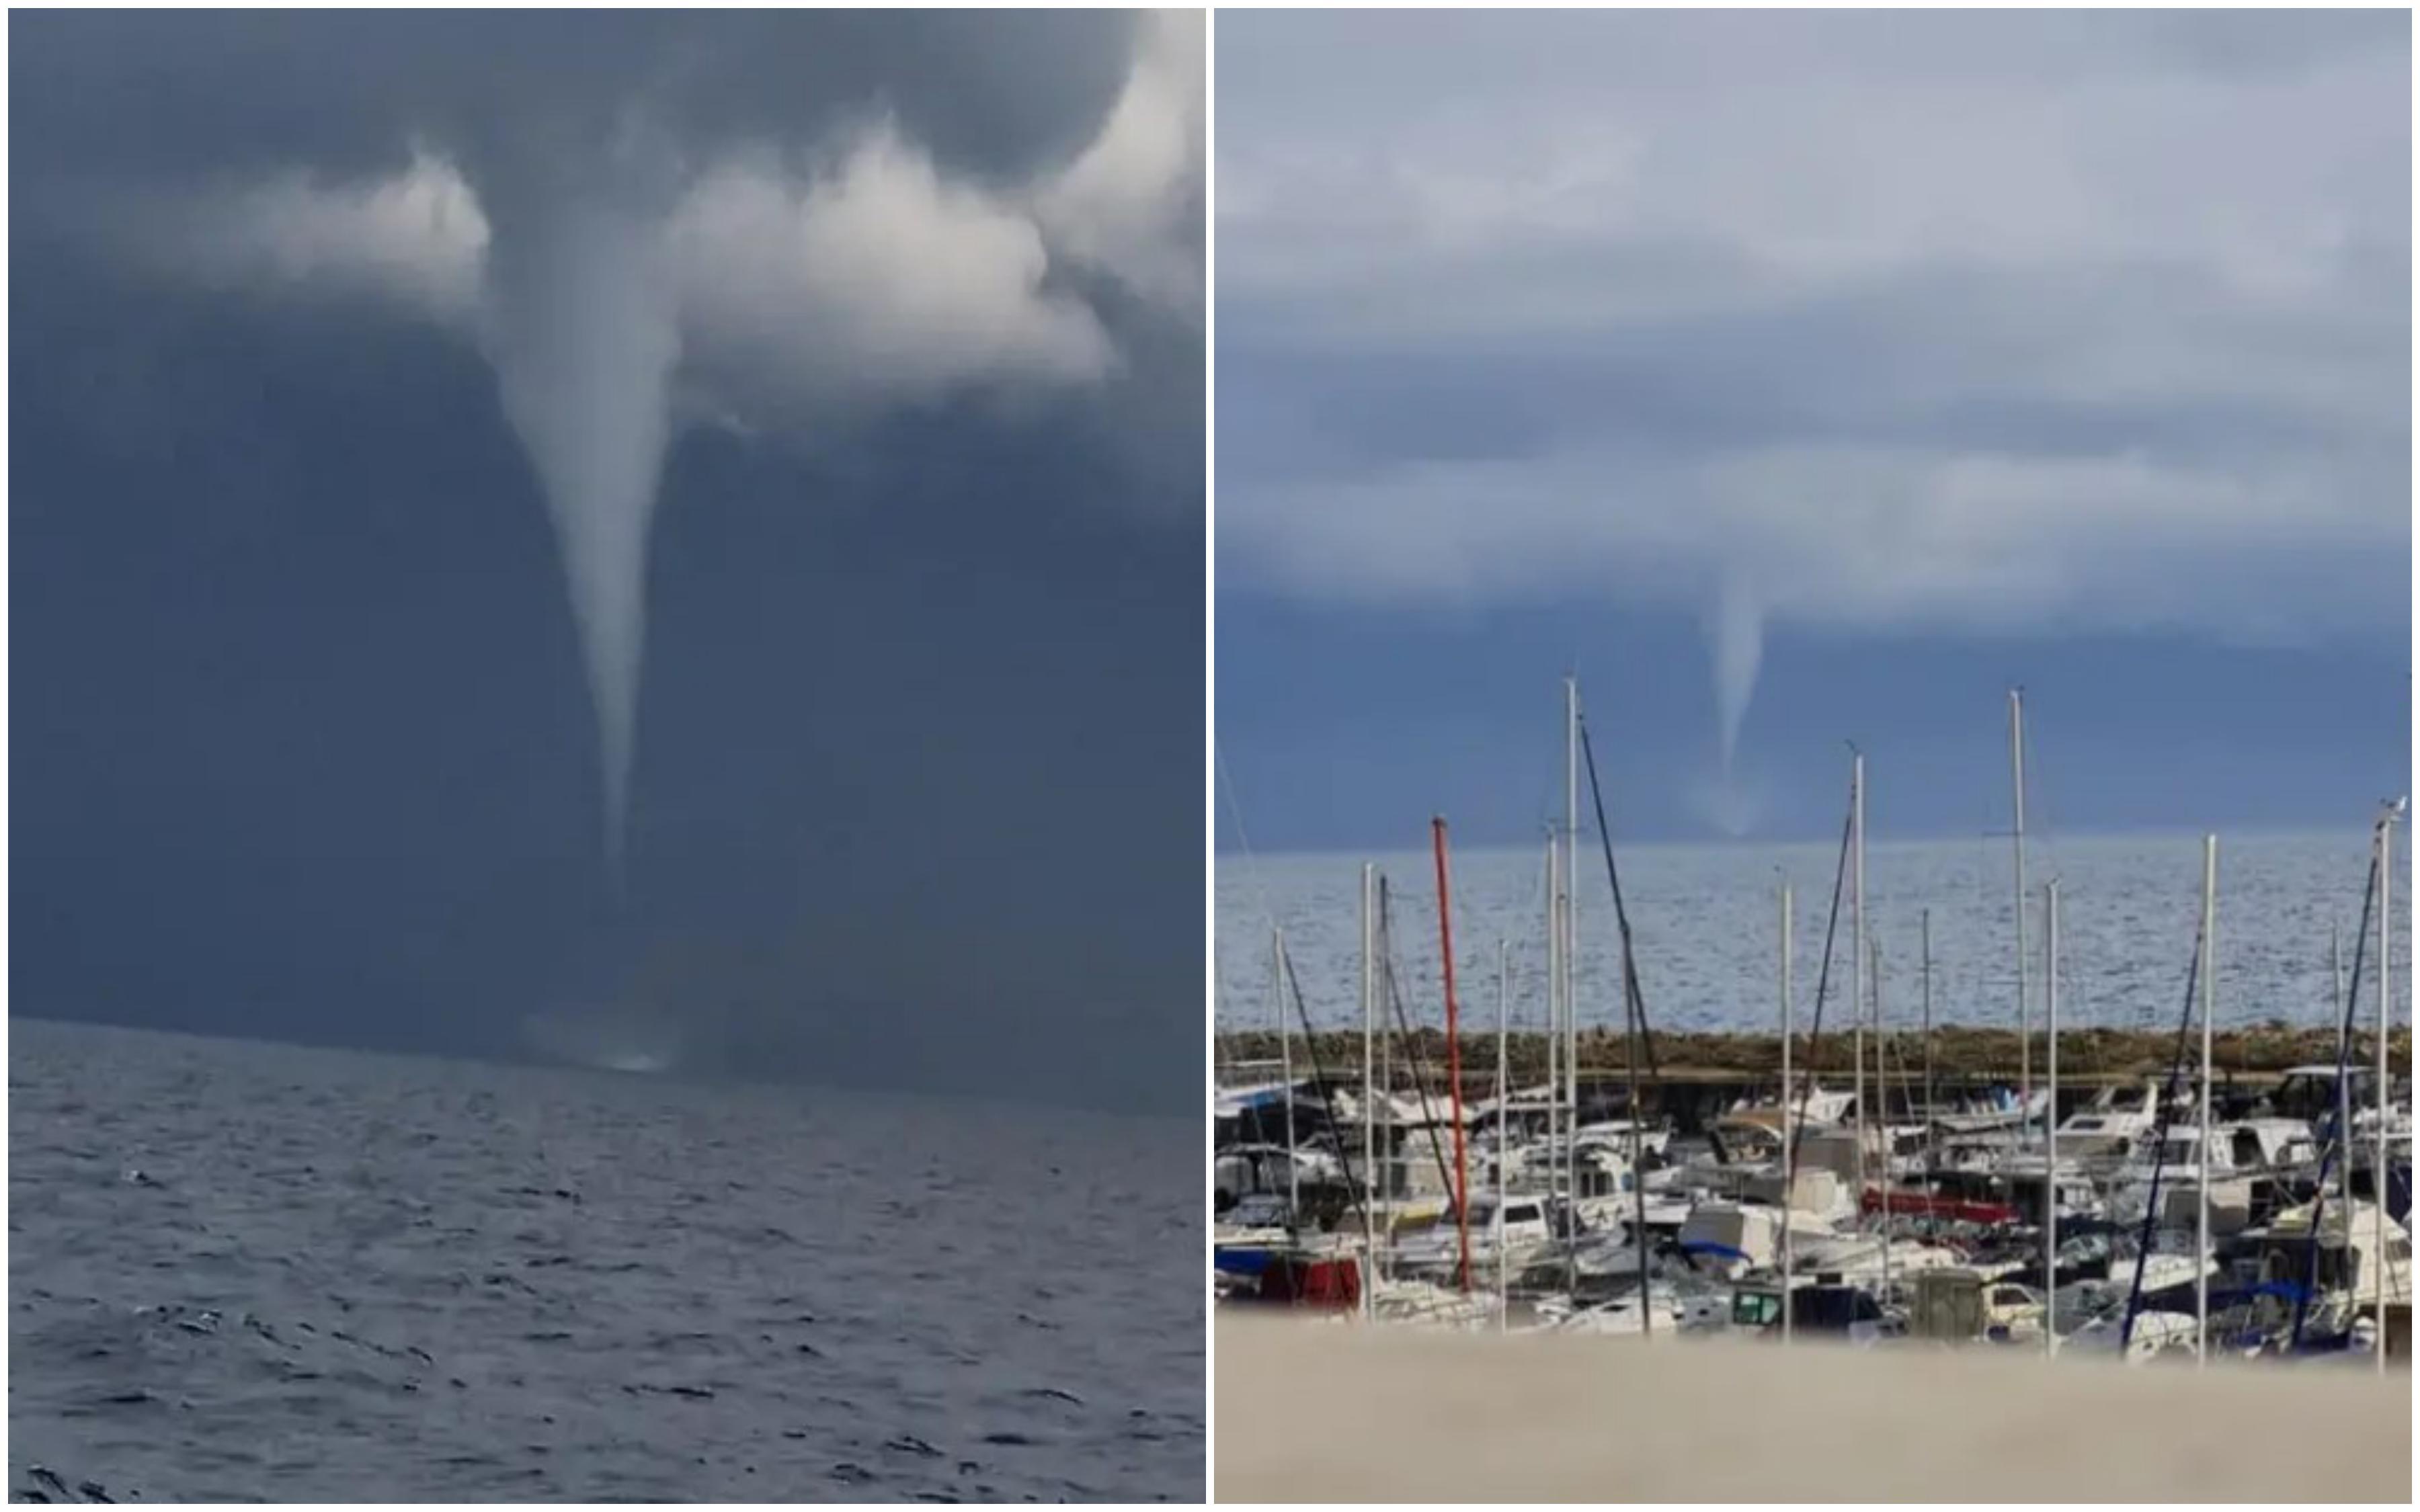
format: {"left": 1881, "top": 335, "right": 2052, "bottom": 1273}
{"left": 1780, "top": 882, "right": 1794, "bottom": 1347}
{"left": 2011, "top": 688, "right": 2031, "bottom": 1142}
{"left": 1852, "top": 751, "right": 1867, "bottom": 1196}
{"left": 1564, "top": 676, "right": 1580, "bottom": 1243}
{"left": 2337, "top": 919, "right": 2352, "bottom": 1195}
{"left": 2045, "top": 878, "right": 2059, "bottom": 1360}
{"left": 1275, "top": 928, "right": 1299, "bottom": 1222}
{"left": 2378, "top": 801, "right": 2401, "bottom": 1375}
{"left": 1922, "top": 909, "right": 1935, "bottom": 1177}
{"left": 2198, "top": 834, "right": 2216, "bottom": 1366}
{"left": 1496, "top": 939, "right": 1510, "bottom": 1333}
{"left": 1360, "top": 862, "right": 1377, "bottom": 1320}
{"left": 1875, "top": 931, "right": 1890, "bottom": 1308}
{"left": 1574, "top": 702, "right": 1657, "bottom": 1334}
{"left": 1544, "top": 833, "right": 1560, "bottom": 1222}
{"left": 1432, "top": 816, "right": 1469, "bottom": 1294}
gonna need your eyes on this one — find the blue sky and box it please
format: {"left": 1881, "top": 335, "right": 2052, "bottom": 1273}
{"left": 1217, "top": 9, "right": 2409, "bottom": 851}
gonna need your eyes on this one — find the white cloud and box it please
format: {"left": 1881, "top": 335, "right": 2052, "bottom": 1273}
{"left": 668, "top": 123, "right": 1115, "bottom": 407}
{"left": 159, "top": 146, "right": 489, "bottom": 323}
{"left": 1035, "top": 8, "right": 1205, "bottom": 314}
{"left": 1227, "top": 437, "right": 2392, "bottom": 646}
{"left": 112, "top": 11, "right": 1204, "bottom": 424}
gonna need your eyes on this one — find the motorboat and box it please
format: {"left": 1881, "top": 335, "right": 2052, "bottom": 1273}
{"left": 1392, "top": 1191, "right": 1567, "bottom": 1283}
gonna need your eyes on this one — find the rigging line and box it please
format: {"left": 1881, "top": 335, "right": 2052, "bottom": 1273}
{"left": 1378, "top": 876, "right": 1461, "bottom": 1210}
{"left": 1788, "top": 777, "right": 1858, "bottom": 1181}
{"left": 1575, "top": 709, "right": 1655, "bottom": 1320}
{"left": 2118, "top": 923, "right": 2205, "bottom": 1352}
{"left": 1213, "top": 740, "right": 1285, "bottom": 960}
{"left": 2290, "top": 837, "right": 2382, "bottom": 1352}
{"left": 1527, "top": 824, "right": 1554, "bottom": 1090}
{"left": 1278, "top": 935, "right": 1361, "bottom": 1216}
{"left": 1211, "top": 741, "right": 1282, "bottom": 1056}
{"left": 2017, "top": 689, "right": 2057, "bottom": 900}
{"left": 1576, "top": 713, "right": 1660, "bottom": 1082}
{"left": 1872, "top": 934, "right": 1898, "bottom": 1126}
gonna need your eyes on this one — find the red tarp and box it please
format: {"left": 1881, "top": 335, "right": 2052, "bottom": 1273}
{"left": 1862, "top": 1188, "right": 2019, "bottom": 1226}
{"left": 1254, "top": 1253, "right": 1364, "bottom": 1308}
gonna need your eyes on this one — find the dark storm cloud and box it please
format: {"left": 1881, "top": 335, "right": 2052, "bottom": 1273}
{"left": 11, "top": 9, "right": 1133, "bottom": 190}
{"left": 12, "top": 11, "right": 1202, "bottom": 1114}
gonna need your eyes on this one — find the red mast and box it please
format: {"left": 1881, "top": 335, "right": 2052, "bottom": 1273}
{"left": 1432, "top": 815, "right": 1470, "bottom": 1294}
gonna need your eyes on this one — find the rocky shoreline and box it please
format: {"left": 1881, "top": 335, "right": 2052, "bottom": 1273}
{"left": 1217, "top": 1023, "right": 2410, "bottom": 1087}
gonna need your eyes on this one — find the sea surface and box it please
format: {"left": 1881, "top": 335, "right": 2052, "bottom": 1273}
{"left": 1219, "top": 829, "right": 2411, "bottom": 1038}
{"left": 9, "top": 1019, "right": 1203, "bottom": 1503}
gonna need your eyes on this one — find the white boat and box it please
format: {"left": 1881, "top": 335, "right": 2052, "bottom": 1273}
{"left": 1572, "top": 1118, "right": 1672, "bottom": 1160}
{"left": 2053, "top": 1080, "right": 2171, "bottom": 1161}
{"left": 2226, "top": 1198, "right": 2413, "bottom": 1347}
{"left": 1391, "top": 1192, "right": 1563, "bottom": 1282}
{"left": 2107, "top": 1120, "right": 2318, "bottom": 1234}
{"left": 2052, "top": 1254, "right": 2218, "bottom": 1362}
{"left": 1214, "top": 1142, "right": 1344, "bottom": 1210}
{"left": 1529, "top": 1282, "right": 1695, "bottom": 1336}
{"left": 1677, "top": 1200, "right": 1792, "bottom": 1271}
{"left": 1215, "top": 1189, "right": 1296, "bottom": 1243}
{"left": 1368, "top": 1276, "right": 1498, "bottom": 1331}
{"left": 1930, "top": 1087, "right": 2048, "bottom": 1138}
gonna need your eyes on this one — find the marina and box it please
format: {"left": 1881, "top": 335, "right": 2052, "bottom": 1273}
{"left": 1215, "top": 681, "right": 2413, "bottom": 1371}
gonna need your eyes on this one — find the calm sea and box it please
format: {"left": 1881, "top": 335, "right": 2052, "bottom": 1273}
{"left": 1219, "top": 829, "right": 2411, "bottom": 1037}
{"left": 9, "top": 1019, "right": 1202, "bottom": 1503}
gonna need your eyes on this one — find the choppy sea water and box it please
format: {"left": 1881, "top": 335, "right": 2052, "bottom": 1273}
{"left": 9, "top": 1019, "right": 1202, "bottom": 1503}
{"left": 1219, "top": 829, "right": 2411, "bottom": 1037}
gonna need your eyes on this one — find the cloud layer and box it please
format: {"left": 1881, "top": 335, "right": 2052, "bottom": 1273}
{"left": 1217, "top": 10, "right": 2409, "bottom": 646}
{"left": 113, "top": 11, "right": 1202, "bottom": 427}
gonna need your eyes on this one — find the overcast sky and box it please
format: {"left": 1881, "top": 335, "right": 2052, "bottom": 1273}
{"left": 1217, "top": 9, "right": 2409, "bottom": 849}
{"left": 13, "top": 11, "right": 1203, "bottom": 1112}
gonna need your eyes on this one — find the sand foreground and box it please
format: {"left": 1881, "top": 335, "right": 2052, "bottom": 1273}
{"left": 1217, "top": 1314, "right": 2411, "bottom": 1503}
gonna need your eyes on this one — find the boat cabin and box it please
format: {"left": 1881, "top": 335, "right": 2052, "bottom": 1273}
{"left": 2055, "top": 1080, "right": 2168, "bottom": 1157}
{"left": 2270, "top": 1066, "right": 2382, "bottom": 1127}
{"left": 1730, "top": 1277, "right": 1888, "bottom": 1337}
{"left": 1907, "top": 1268, "right": 2044, "bottom": 1342}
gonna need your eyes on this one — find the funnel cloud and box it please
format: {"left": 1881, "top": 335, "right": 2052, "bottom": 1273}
{"left": 1710, "top": 573, "right": 1762, "bottom": 774}
{"left": 479, "top": 169, "right": 681, "bottom": 862}
{"left": 1693, "top": 572, "right": 1765, "bottom": 835}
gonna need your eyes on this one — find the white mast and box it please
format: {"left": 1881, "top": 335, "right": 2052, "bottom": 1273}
{"left": 2044, "top": 878, "right": 2059, "bottom": 1360}
{"left": 2011, "top": 688, "right": 2031, "bottom": 1144}
{"left": 1544, "top": 833, "right": 1560, "bottom": 1222}
{"left": 1564, "top": 675, "right": 1581, "bottom": 1237}
{"left": 1275, "top": 927, "right": 1298, "bottom": 1221}
{"left": 2198, "top": 834, "right": 2216, "bottom": 1366}
{"left": 1497, "top": 938, "right": 1511, "bottom": 1333}
{"left": 1853, "top": 751, "right": 1867, "bottom": 1196}
{"left": 2379, "top": 800, "right": 2403, "bottom": 1374}
{"left": 1360, "top": 863, "right": 1377, "bottom": 1319}
{"left": 1780, "top": 880, "right": 1795, "bottom": 1347}
{"left": 1874, "top": 931, "right": 1890, "bottom": 1308}
{"left": 2336, "top": 918, "right": 2351, "bottom": 1193}
{"left": 1921, "top": 909, "right": 1935, "bottom": 1176}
